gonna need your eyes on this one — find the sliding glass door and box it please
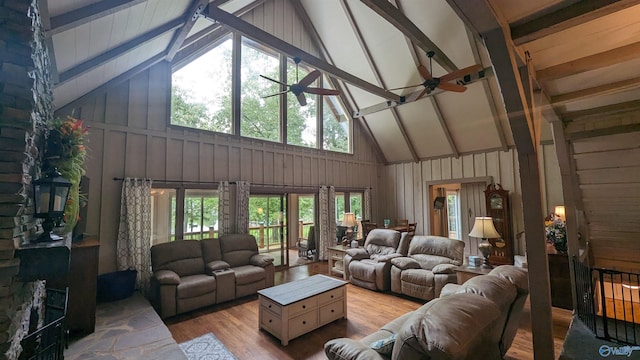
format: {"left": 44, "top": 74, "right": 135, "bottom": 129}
{"left": 249, "top": 194, "right": 287, "bottom": 267}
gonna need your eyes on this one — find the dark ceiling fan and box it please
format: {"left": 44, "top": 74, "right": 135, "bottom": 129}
{"left": 389, "top": 51, "right": 482, "bottom": 100}
{"left": 260, "top": 57, "right": 340, "bottom": 106}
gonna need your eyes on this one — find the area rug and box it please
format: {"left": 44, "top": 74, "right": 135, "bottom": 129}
{"left": 179, "top": 333, "right": 238, "bottom": 360}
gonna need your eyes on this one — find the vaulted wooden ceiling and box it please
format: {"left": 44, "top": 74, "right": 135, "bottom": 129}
{"left": 44, "top": 0, "right": 640, "bottom": 165}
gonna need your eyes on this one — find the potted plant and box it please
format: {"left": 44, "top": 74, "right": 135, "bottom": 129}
{"left": 545, "top": 214, "right": 567, "bottom": 254}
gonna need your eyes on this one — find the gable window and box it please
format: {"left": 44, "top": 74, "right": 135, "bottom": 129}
{"left": 171, "top": 35, "right": 233, "bottom": 134}
{"left": 170, "top": 32, "right": 351, "bottom": 153}
{"left": 241, "top": 37, "right": 281, "bottom": 142}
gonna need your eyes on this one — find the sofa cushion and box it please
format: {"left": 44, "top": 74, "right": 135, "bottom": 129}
{"left": 201, "top": 238, "right": 223, "bottom": 263}
{"left": 407, "top": 236, "right": 464, "bottom": 265}
{"left": 220, "top": 234, "right": 259, "bottom": 267}
{"left": 392, "top": 293, "right": 500, "bottom": 360}
{"left": 400, "top": 269, "right": 434, "bottom": 286}
{"left": 364, "top": 229, "right": 401, "bottom": 256}
{"left": 350, "top": 260, "right": 377, "bottom": 280}
{"left": 489, "top": 265, "right": 529, "bottom": 295}
{"left": 370, "top": 333, "right": 397, "bottom": 355}
{"left": 457, "top": 275, "right": 517, "bottom": 311}
{"left": 233, "top": 265, "right": 265, "bottom": 285}
{"left": 176, "top": 274, "right": 216, "bottom": 299}
{"left": 151, "top": 240, "right": 205, "bottom": 277}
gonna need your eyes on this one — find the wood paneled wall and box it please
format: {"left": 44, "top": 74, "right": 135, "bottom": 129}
{"left": 378, "top": 145, "right": 563, "bottom": 258}
{"left": 56, "top": 0, "right": 382, "bottom": 273}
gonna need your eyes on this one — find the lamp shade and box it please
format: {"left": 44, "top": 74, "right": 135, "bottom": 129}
{"left": 554, "top": 205, "right": 566, "bottom": 221}
{"left": 341, "top": 213, "right": 357, "bottom": 227}
{"left": 469, "top": 217, "right": 500, "bottom": 239}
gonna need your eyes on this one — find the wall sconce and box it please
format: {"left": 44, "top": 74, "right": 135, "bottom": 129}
{"left": 469, "top": 216, "right": 500, "bottom": 268}
{"left": 33, "top": 167, "right": 71, "bottom": 242}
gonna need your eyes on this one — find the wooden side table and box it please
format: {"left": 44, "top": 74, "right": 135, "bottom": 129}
{"left": 453, "top": 265, "right": 492, "bottom": 284}
{"left": 327, "top": 245, "right": 352, "bottom": 280}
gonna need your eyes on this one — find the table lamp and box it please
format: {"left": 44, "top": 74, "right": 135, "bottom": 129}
{"left": 469, "top": 216, "right": 500, "bottom": 268}
{"left": 341, "top": 213, "right": 357, "bottom": 246}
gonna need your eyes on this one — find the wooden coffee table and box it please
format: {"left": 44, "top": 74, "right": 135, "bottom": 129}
{"left": 258, "top": 274, "right": 347, "bottom": 345}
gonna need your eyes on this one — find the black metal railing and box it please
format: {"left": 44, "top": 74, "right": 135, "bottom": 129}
{"left": 19, "top": 288, "right": 68, "bottom": 360}
{"left": 574, "top": 257, "right": 640, "bottom": 346}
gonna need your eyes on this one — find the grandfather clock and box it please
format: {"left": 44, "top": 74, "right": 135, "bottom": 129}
{"left": 484, "top": 184, "right": 514, "bottom": 265}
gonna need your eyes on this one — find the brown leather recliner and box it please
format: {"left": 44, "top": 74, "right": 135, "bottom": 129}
{"left": 344, "top": 229, "right": 411, "bottom": 291}
{"left": 151, "top": 234, "right": 275, "bottom": 319}
{"left": 390, "top": 235, "right": 465, "bottom": 301}
{"left": 150, "top": 240, "right": 217, "bottom": 319}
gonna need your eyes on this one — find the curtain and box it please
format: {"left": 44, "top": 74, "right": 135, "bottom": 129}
{"left": 364, "top": 187, "right": 372, "bottom": 222}
{"left": 318, "top": 186, "right": 337, "bottom": 261}
{"left": 218, "top": 181, "right": 231, "bottom": 236}
{"left": 116, "top": 177, "right": 153, "bottom": 296}
{"left": 235, "top": 181, "right": 250, "bottom": 233}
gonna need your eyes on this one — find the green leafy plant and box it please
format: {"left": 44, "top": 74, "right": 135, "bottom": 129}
{"left": 545, "top": 214, "right": 567, "bottom": 252}
{"left": 45, "top": 115, "right": 88, "bottom": 232}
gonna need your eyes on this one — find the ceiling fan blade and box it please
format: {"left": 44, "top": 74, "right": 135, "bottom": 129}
{"left": 415, "top": 88, "right": 429, "bottom": 100}
{"left": 304, "top": 87, "right": 340, "bottom": 95}
{"left": 439, "top": 64, "right": 482, "bottom": 83}
{"left": 417, "top": 64, "right": 433, "bottom": 80}
{"left": 388, "top": 84, "right": 422, "bottom": 91}
{"left": 261, "top": 90, "right": 289, "bottom": 99}
{"left": 260, "top": 74, "right": 287, "bottom": 86}
{"left": 437, "top": 82, "right": 467, "bottom": 92}
{"left": 298, "top": 70, "right": 321, "bottom": 88}
{"left": 296, "top": 93, "right": 307, "bottom": 106}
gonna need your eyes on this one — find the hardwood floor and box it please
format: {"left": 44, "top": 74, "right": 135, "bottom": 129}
{"left": 166, "top": 262, "right": 572, "bottom": 359}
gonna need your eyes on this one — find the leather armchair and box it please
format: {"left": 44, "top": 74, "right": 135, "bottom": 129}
{"left": 390, "top": 235, "right": 464, "bottom": 301}
{"left": 218, "top": 233, "right": 275, "bottom": 298}
{"left": 344, "top": 229, "right": 411, "bottom": 291}
{"left": 150, "top": 240, "right": 217, "bottom": 319}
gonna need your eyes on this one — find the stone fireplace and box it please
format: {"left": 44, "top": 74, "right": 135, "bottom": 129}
{"left": 0, "top": 0, "right": 56, "bottom": 358}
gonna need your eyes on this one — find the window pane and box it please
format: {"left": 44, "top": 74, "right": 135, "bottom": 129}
{"left": 350, "top": 193, "right": 362, "bottom": 220}
{"left": 151, "top": 188, "right": 176, "bottom": 245}
{"left": 447, "top": 191, "right": 461, "bottom": 240}
{"left": 287, "top": 61, "right": 317, "bottom": 148}
{"left": 184, "top": 189, "right": 219, "bottom": 240}
{"left": 241, "top": 38, "right": 281, "bottom": 142}
{"left": 322, "top": 77, "right": 350, "bottom": 153}
{"left": 171, "top": 35, "right": 232, "bottom": 133}
{"left": 335, "top": 193, "right": 345, "bottom": 223}
{"left": 298, "top": 195, "right": 315, "bottom": 238}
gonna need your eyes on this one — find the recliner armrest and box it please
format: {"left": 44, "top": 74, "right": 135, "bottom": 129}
{"left": 390, "top": 257, "right": 420, "bottom": 270}
{"left": 154, "top": 270, "right": 180, "bottom": 285}
{"left": 250, "top": 254, "right": 274, "bottom": 267}
{"left": 432, "top": 263, "right": 457, "bottom": 274}
{"left": 345, "top": 248, "right": 369, "bottom": 260}
{"left": 324, "top": 338, "right": 385, "bottom": 360}
{"left": 440, "top": 283, "right": 461, "bottom": 297}
{"left": 205, "top": 260, "right": 230, "bottom": 274}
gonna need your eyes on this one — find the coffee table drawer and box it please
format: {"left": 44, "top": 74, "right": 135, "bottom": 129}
{"left": 318, "top": 287, "right": 344, "bottom": 305}
{"left": 289, "top": 297, "right": 318, "bottom": 317}
{"left": 319, "top": 299, "right": 344, "bottom": 323}
{"left": 288, "top": 311, "right": 318, "bottom": 339}
{"left": 260, "top": 296, "right": 282, "bottom": 316}
{"left": 260, "top": 308, "right": 282, "bottom": 337}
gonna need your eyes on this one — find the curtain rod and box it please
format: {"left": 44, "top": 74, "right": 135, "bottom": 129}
{"left": 112, "top": 178, "right": 371, "bottom": 191}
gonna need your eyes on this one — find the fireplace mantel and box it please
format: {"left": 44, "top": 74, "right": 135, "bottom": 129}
{"left": 15, "top": 234, "right": 71, "bottom": 282}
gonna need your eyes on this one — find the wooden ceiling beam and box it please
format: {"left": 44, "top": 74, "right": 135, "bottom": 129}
{"left": 537, "top": 42, "right": 640, "bottom": 81}
{"left": 562, "top": 99, "right": 640, "bottom": 121}
{"left": 359, "top": 0, "right": 459, "bottom": 73}
{"left": 551, "top": 76, "right": 640, "bottom": 105}
{"left": 57, "top": 18, "right": 183, "bottom": 85}
{"left": 204, "top": 6, "right": 401, "bottom": 102}
{"left": 353, "top": 67, "right": 492, "bottom": 118}
{"left": 165, "top": 0, "right": 210, "bottom": 61}
{"left": 341, "top": 0, "right": 419, "bottom": 163}
{"left": 289, "top": 0, "right": 388, "bottom": 165}
{"left": 47, "top": 0, "right": 147, "bottom": 36}
{"left": 511, "top": 0, "right": 640, "bottom": 45}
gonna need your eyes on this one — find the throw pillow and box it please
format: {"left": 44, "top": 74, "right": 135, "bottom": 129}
{"left": 369, "top": 333, "right": 397, "bottom": 355}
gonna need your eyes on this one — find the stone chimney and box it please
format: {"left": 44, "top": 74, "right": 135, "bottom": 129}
{"left": 0, "top": 0, "right": 54, "bottom": 358}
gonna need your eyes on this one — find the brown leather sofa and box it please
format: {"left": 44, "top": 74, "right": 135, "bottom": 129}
{"left": 390, "top": 235, "right": 465, "bottom": 301}
{"left": 343, "top": 229, "right": 411, "bottom": 291}
{"left": 324, "top": 265, "right": 528, "bottom": 360}
{"left": 150, "top": 234, "right": 275, "bottom": 319}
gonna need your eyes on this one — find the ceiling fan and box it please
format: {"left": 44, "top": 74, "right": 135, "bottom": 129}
{"left": 390, "top": 51, "right": 482, "bottom": 100}
{"left": 260, "top": 57, "right": 340, "bottom": 106}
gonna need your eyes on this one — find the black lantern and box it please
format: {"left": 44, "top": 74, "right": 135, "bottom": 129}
{"left": 33, "top": 167, "right": 72, "bottom": 242}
